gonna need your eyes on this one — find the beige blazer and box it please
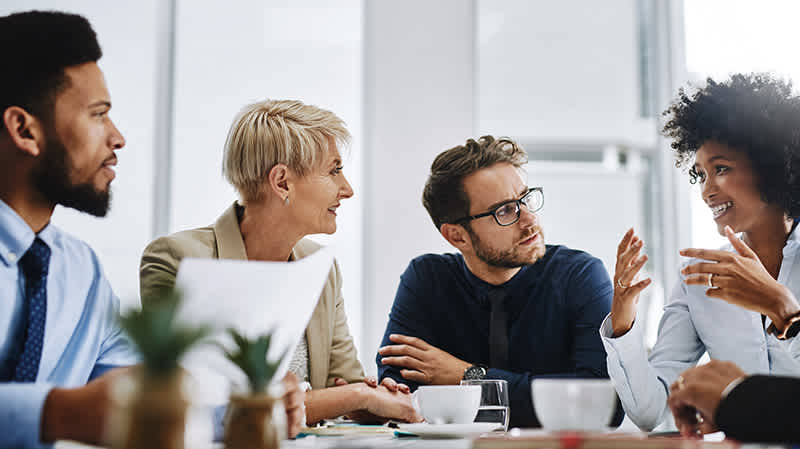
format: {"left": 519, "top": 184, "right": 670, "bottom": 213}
{"left": 139, "top": 203, "right": 365, "bottom": 389}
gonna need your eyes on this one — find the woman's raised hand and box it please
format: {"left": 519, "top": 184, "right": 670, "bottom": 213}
{"left": 610, "top": 228, "right": 652, "bottom": 337}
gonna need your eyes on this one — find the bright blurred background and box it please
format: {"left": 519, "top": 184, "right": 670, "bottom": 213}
{"left": 2, "top": 0, "right": 799, "bottom": 389}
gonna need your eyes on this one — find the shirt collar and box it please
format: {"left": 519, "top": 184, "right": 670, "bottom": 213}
{"left": 0, "top": 199, "right": 57, "bottom": 267}
{"left": 457, "top": 253, "right": 536, "bottom": 304}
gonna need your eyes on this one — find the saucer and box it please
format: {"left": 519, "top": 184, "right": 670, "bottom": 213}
{"left": 397, "top": 422, "right": 502, "bottom": 438}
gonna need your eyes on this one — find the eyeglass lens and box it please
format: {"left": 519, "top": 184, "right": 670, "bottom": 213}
{"left": 494, "top": 189, "right": 543, "bottom": 225}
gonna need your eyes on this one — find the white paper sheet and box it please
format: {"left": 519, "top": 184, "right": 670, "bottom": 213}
{"left": 173, "top": 246, "right": 334, "bottom": 405}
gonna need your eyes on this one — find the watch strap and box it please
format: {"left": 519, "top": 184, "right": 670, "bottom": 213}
{"left": 767, "top": 310, "right": 800, "bottom": 340}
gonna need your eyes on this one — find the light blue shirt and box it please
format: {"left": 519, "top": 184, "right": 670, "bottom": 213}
{"left": 601, "top": 226, "right": 800, "bottom": 431}
{"left": 0, "top": 199, "right": 139, "bottom": 449}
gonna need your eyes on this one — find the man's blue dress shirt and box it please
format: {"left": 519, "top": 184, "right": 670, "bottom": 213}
{"left": 0, "top": 200, "right": 139, "bottom": 449}
{"left": 377, "top": 245, "right": 617, "bottom": 428}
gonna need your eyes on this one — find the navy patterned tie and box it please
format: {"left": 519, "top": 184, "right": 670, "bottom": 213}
{"left": 12, "top": 238, "right": 51, "bottom": 382}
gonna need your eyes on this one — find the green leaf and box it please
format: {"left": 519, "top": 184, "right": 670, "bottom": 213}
{"left": 119, "top": 288, "right": 210, "bottom": 378}
{"left": 223, "top": 328, "right": 286, "bottom": 393}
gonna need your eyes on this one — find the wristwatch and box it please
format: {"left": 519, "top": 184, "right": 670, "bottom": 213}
{"left": 462, "top": 364, "right": 487, "bottom": 381}
{"left": 768, "top": 311, "right": 800, "bottom": 340}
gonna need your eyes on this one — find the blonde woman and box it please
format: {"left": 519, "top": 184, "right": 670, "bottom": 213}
{"left": 140, "top": 100, "right": 420, "bottom": 426}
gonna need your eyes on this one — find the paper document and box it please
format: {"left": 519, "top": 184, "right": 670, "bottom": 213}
{"left": 174, "top": 246, "right": 334, "bottom": 405}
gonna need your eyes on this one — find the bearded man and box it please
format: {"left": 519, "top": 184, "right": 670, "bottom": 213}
{"left": 376, "top": 136, "right": 620, "bottom": 428}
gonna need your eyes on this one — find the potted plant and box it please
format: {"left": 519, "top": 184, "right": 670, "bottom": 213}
{"left": 110, "top": 289, "right": 210, "bottom": 449}
{"left": 222, "top": 328, "right": 287, "bottom": 449}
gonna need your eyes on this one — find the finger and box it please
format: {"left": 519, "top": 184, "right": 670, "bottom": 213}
{"left": 622, "top": 278, "right": 651, "bottom": 300}
{"left": 389, "top": 334, "right": 429, "bottom": 349}
{"left": 284, "top": 390, "right": 304, "bottom": 409}
{"left": 616, "top": 228, "right": 635, "bottom": 262}
{"left": 618, "top": 239, "right": 644, "bottom": 270}
{"left": 364, "top": 376, "right": 378, "bottom": 387}
{"left": 381, "top": 355, "right": 425, "bottom": 371}
{"left": 679, "top": 248, "right": 735, "bottom": 262}
{"left": 400, "top": 369, "right": 429, "bottom": 384}
{"left": 378, "top": 344, "right": 426, "bottom": 359}
{"left": 380, "top": 377, "right": 399, "bottom": 392}
{"left": 398, "top": 383, "right": 411, "bottom": 394}
{"left": 619, "top": 254, "right": 648, "bottom": 286}
{"left": 725, "top": 225, "right": 757, "bottom": 259}
{"left": 698, "top": 419, "right": 717, "bottom": 435}
{"left": 681, "top": 262, "right": 725, "bottom": 276}
{"left": 683, "top": 274, "right": 714, "bottom": 286}
{"left": 705, "top": 287, "right": 741, "bottom": 305}
{"left": 334, "top": 377, "right": 348, "bottom": 387}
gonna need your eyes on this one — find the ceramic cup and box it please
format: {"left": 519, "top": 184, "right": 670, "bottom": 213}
{"left": 412, "top": 385, "right": 481, "bottom": 424}
{"left": 531, "top": 378, "right": 616, "bottom": 431}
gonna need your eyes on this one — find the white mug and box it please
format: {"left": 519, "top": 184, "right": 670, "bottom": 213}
{"left": 531, "top": 378, "right": 616, "bottom": 431}
{"left": 412, "top": 385, "right": 481, "bottom": 424}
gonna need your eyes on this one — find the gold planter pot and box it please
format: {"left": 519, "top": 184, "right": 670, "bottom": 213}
{"left": 225, "top": 394, "right": 280, "bottom": 449}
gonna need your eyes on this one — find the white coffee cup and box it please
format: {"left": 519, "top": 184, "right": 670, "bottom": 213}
{"left": 531, "top": 379, "right": 616, "bottom": 431}
{"left": 412, "top": 385, "right": 481, "bottom": 424}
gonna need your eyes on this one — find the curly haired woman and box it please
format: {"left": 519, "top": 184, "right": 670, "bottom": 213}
{"left": 600, "top": 73, "right": 800, "bottom": 433}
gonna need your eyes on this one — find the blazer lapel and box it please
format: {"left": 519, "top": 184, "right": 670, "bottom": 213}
{"left": 213, "top": 203, "right": 248, "bottom": 261}
{"left": 293, "top": 244, "right": 330, "bottom": 389}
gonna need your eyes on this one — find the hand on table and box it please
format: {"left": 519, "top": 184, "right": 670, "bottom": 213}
{"left": 610, "top": 228, "right": 652, "bottom": 337}
{"left": 281, "top": 372, "right": 305, "bottom": 438}
{"left": 668, "top": 360, "right": 746, "bottom": 438}
{"left": 352, "top": 384, "right": 422, "bottom": 423}
{"left": 334, "top": 375, "right": 411, "bottom": 394}
{"left": 379, "top": 334, "right": 471, "bottom": 385}
{"left": 680, "top": 225, "right": 800, "bottom": 331}
{"left": 41, "top": 366, "right": 134, "bottom": 445}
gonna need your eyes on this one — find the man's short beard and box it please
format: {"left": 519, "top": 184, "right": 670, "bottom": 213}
{"left": 33, "top": 135, "right": 111, "bottom": 217}
{"left": 466, "top": 225, "right": 544, "bottom": 268}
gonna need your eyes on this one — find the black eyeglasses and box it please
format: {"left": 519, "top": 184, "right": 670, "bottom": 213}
{"left": 456, "top": 187, "right": 544, "bottom": 227}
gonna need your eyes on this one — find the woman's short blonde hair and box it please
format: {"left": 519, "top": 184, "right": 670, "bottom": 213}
{"left": 222, "top": 99, "right": 351, "bottom": 201}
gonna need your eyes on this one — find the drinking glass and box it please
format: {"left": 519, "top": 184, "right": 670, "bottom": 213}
{"left": 460, "top": 379, "right": 510, "bottom": 431}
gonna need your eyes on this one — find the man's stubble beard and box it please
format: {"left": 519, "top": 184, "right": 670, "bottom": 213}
{"left": 33, "top": 133, "right": 111, "bottom": 217}
{"left": 468, "top": 226, "right": 545, "bottom": 268}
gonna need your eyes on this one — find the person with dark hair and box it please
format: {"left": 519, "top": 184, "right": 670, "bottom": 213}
{"left": 376, "top": 136, "right": 622, "bottom": 428}
{"left": 603, "top": 73, "right": 800, "bottom": 434}
{"left": 667, "top": 360, "right": 800, "bottom": 442}
{"left": 0, "top": 10, "right": 305, "bottom": 448}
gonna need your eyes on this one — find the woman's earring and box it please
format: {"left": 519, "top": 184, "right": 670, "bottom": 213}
{"left": 284, "top": 196, "right": 290, "bottom": 206}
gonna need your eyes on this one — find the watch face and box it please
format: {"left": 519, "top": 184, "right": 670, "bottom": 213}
{"left": 463, "top": 365, "right": 486, "bottom": 380}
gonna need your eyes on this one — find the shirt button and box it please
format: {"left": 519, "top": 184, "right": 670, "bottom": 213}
{"left": 7, "top": 252, "right": 16, "bottom": 262}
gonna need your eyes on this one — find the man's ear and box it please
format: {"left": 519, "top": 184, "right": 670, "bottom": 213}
{"left": 267, "top": 163, "right": 291, "bottom": 200}
{"left": 441, "top": 222, "right": 472, "bottom": 251}
{"left": 2, "top": 106, "right": 44, "bottom": 157}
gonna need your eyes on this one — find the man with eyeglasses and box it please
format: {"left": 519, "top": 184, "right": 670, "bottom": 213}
{"left": 376, "top": 135, "right": 620, "bottom": 428}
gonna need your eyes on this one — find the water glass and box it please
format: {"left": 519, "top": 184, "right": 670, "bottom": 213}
{"left": 460, "top": 379, "right": 510, "bottom": 431}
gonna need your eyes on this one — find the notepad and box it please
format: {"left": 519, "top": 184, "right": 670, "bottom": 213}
{"left": 174, "top": 246, "right": 334, "bottom": 405}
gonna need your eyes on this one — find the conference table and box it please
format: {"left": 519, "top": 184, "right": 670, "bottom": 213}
{"left": 54, "top": 427, "right": 764, "bottom": 449}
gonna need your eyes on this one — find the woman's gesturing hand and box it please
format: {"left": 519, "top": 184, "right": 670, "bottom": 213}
{"left": 680, "top": 225, "right": 800, "bottom": 331}
{"left": 610, "top": 228, "right": 652, "bottom": 337}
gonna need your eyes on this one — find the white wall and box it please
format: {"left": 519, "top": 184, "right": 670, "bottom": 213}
{"left": 169, "top": 0, "right": 365, "bottom": 353}
{"left": 362, "top": 0, "right": 476, "bottom": 374}
{"left": 0, "top": 1, "right": 160, "bottom": 310}
{"left": 478, "top": 0, "right": 656, "bottom": 147}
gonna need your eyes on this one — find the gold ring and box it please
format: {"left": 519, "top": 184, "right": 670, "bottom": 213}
{"left": 708, "top": 273, "right": 714, "bottom": 288}
{"left": 617, "top": 278, "right": 628, "bottom": 289}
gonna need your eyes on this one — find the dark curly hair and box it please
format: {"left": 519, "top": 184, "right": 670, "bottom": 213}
{"left": 422, "top": 135, "right": 528, "bottom": 230}
{"left": 0, "top": 10, "right": 101, "bottom": 130}
{"left": 662, "top": 73, "right": 800, "bottom": 218}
